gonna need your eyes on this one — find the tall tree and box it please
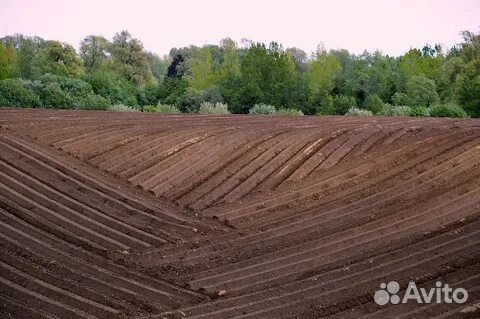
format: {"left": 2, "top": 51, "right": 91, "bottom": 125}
{"left": 110, "top": 30, "right": 152, "bottom": 84}
{"left": 307, "top": 47, "right": 341, "bottom": 98}
{"left": 188, "top": 46, "right": 216, "bottom": 90}
{"left": 0, "top": 43, "right": 18, "bottom": 79}
{"left": 287, "top": 47, "right": 308, "bottom": 72}
{"left": 405, "top": 75, "right": 440, "bottom": 106}
{"left": 79, "top": 35, "right": 110, "bottom": 71}
{"left": 43, "top": 41, "right": 84, "bottom": 77}
{"left": 236, "top": 42, "right": 296, "bottom": 112}
{"left": 145, "top": 52, "right": 169, "bottom": 82}
{"left": 451, "top": 31, "right": 480, "bottom": 116}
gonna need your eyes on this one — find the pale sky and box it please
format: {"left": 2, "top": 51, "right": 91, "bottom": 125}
{"left": 1, "top": 0, "right": 479, "bottom": 57}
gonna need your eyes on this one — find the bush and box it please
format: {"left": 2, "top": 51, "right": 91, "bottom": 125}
{"left": 0, "top": 79, "right": 41, "bottom": 107}
{"left": 392, "top": 92, "right": 411, "bottom": 106}
{"left": 363, "top": 94, "right": 384, "bottom": 114}
{"left": 157, "top": 77, "right": 188, "bottom": 108}
{"left": 107, "top": 104, "right": 139, "bottom": 112}
{"left": 39, "top": 82, "right": 73, "bottom": 109}
{"left": 37, "top": 74, "right": 92, "bottom": 107}
{"left": 275, "top": 108, "right": 304, "bottom": 116}
{"left": 345, "top": 107, "right": 373, "bottom": 116}
{"left": 198, "top": 102, "right": 230, "bottom": 115}
{"left": 315, "top": 95, "right": 335, "bottom": 115}
{"left": 84, "top": 69, "right": 138, "bottom": 106}
{"left": 409, "top": 106, "right": 430, "bottom": 117}
{"left": 333, "top": 95, "right": 356, "bottom": 115}
{"left": 143, "top": 103, "right": 180, "bottom": 114}
{"left": 137, "top": 82, "right": 160, "bottom": 106}
{"left": 249, "top": 103, "right": 276, "bottom": 115}
{"left": 59, "top": 78, "right": 94, "bottom": 101}
{"left": 76, "top": 94, "right": 111, "bottom": 111}
{"left": 179, "top": 86, "right": 223, "bottom": 113}
{"left": 0, "top": 94, "right": 7, "bottom": 107}
{"left": 380, "top": 104, "right": 412, "bottom": 116}
{"left": 429, "top": 104, "right": 468, "bottom": 118}
{"left": 28, "top": 74, "right": 111, "bottom": 110}
{"left": 143, "top": 105, "right": 158, "bottom": 112}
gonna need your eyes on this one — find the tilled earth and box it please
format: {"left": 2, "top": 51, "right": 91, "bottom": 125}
{"left": 0, "top": 108, "right": 479, "bottom": 318}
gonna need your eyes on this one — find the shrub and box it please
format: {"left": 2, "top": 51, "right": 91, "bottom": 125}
{"left": 315, "top": 95, "right": 335, "bottom": 115}
{"left": 59, "top": 78, "right": 94, "bottom": 101}
{"left": 107, "top": 104, "right": 139, "bottom": 112}
{"left": 198, "top": 102, "right": 230, "bottom": 115}
{"left": 157, "top": 77, "right": 188, "bottom": 107}
{"left": 179, "top": 86, "right": 223, "bottom": 113}
{"left": 29, "top": 74, "right": 110, "bottom": 110}
{"left": 392, "top": 92, "right": 411, "bottom": 106}
{"left": 275, "top": 108, "right": 304, "bottom": 116}
{"left": 137, "top": 82, "right": 161, "bottom": 106}
{"left": 155, "top": 103, "right": 181, "bottom": 114}
{"left": 345, "top": 107, "right": 373, "bottom": 116}
{"left": 409, "top": 106, "right": 430, "bottom": 117}
{"left": 0, "top": 94, "right": 7, "bottom": 107}
{"left": 429, "top": 104, "right": 468, "bottom": 118}
{"left": 84, "top": 69, "right": 138, "bottom": 106}
{"left": 76, "top": 94, "right": 111, "bottom": 111}
{"left": 380, "top": 104, "right": 412, "bottom": 116}
{"left": 333, "top": 95, "right": 356, "bottom": 115}
{"left": 0, "top": 79, "right": 41, "bottom": 107}
{"left": 37, "top": 74, "right": 93, "bottom": 105}
{"left": 143, "top": 103, "right": 181, "bottom": 114}
{"left": 143, "top": 105, "right": 159, "bottom": 113}
{"left": 363, "top": 94, "right": 384, "bottom": 114}
{"left": 39, "top": 82, "right": 73, "bottom": 109}
{"left": 249, "top": 103, "right": 276, "bottom": 115}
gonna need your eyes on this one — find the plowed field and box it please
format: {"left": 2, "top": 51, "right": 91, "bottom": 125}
{"left": 1, "top": 108, "right": 479, "bottom": 318}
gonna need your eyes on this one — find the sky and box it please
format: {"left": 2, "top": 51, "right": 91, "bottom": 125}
{"left": 1, "top": 0, "right": 479, "bottom": 57}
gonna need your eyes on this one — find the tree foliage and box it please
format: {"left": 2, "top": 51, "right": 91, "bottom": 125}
{"left": 80, "top": 35, "right": 110, "bottom": 71}
{"left": 234, "top": 42, "right": 296, "bottom": 113}
{"left": 110, "top": 31, "right": 152, "bottom": 84}
{"left": 0, "top": 30, "right": 479, "bottom": 118}
{"left": 405, "top": 75, "right": 439, "bottom": 107}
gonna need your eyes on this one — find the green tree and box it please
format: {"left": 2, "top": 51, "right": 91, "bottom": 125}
{"left": 146, "top": 52, "right": 169, "bottom": 82}
{"left": 333, "top": 95, "right": 356, "bottom": 115}
{"left": 405, "top": 75, "right": 439, "bottom": 106}
{"left": 398, "top": 47, "right": 447, "bottom": 98}
{"left": 217, "top": 39, "right": 241, "bottom": 109}
{"left": 236, "top": 42, "right": 296, "bottom": 113}
{"left": 218, "top": 38, "right": 240, "bottom": 79}
{"left": 83, "top": 69, "right": 138, "bottom": 106}
{"left": 307, "top": 47, "right": 341, "bottom": 98}
{"left": 363, "top": 94, "right": 385, "bottom": 114}
{"left": 450, "top": 31, "right": 480, "bottom": 117}
{"left": 0, "top": 79, "right": 41, "bottom": 107}
{"left": 343, "top": 55, "right": 370, "bottom": 104}
{"left": 110, "top": 30, "right": 152, "bottom": 85}
{"left": 0, "top": 43, "right": 18, "bottom": 79}
{"left": 80, "top": 35, "right": 110, "bottom": 71}
{"left": 43, "top": 41, "right": 84, "bottom": 77}
{"left": 17, "top": 38, "right": 41, "bottom": 78}
{"left": 306, "top": 48, "right": 341, "bottom": 114}
{"left": 188, "top": 46, "right": 216, "bottom": 90}
{"left": 286, "top": 47, "right": 308, "bottom": 72}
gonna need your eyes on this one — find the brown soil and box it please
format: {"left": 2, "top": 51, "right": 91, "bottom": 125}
{"left": 0, "top": 108, "right": 479, "bottom": 318}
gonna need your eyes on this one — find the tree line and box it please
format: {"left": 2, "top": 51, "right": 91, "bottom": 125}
{"left": 0, "top": 30, "right": 479, "bottom": 117}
